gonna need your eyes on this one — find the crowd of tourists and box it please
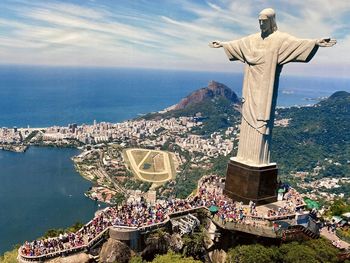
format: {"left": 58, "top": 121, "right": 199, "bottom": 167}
{"left": 266, "top": 187, "right": 305, "bottom": 218}
{"left": 112, "top": 202, "right": 166, "bottom": 227}
{"left": 20, "top": 175, "right": 305, "bottom": 258}
{"left": 20, "top": 199, "right": 202, "bottom": 257}
{"left": 195, "top": 175, "right": 305, "bottom": 226}
{"left": 284, "top": 188, "right": 304, "bottom": 208}
{"left": 196, "top": 175, "right": 265, "bottom": 226}
{"left": 21, "top": 231, "right": 85, "bottom": 257}
{"left": 20, "top": 208, "right": 117, "bottom": 257}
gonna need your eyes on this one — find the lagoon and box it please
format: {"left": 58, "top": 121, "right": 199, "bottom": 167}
{"left": 0, "top": 146, "right": 99, "bottom": 254}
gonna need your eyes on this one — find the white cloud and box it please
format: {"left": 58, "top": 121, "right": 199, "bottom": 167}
{"left": 0, "top": 0, "right": 349, "bottom": 78}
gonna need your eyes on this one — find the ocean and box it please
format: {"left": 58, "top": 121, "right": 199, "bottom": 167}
{"left": 0, "top": 66, "right": 349, "bottom": 254}
{"left": 1, "top": 66, "right": 349, "bottom": 128}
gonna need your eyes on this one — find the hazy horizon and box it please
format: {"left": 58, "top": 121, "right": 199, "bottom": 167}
{"left": 1, "top": 0, "right": 350, "bottom": 78}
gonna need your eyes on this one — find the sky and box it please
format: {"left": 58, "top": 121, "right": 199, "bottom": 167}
{"left": 0, "top": 0, "right": 349, "bottom": 77}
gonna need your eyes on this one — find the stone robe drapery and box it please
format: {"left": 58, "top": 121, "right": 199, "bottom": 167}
{"left": 223, "top": 31, "right": 318, "bottom": 165}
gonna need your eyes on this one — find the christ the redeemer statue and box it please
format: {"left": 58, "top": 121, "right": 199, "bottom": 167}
{"left": 209, "top": 8, "right": 336, "bottom": 204}
{"left": 210, "top": 8, "right": 336, "bottom": 166}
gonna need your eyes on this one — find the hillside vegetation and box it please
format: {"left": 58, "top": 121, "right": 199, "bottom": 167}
{"left": 146, "top": 81, "right": 349, "bottom": 192}
{"left": 273, "top": 91, "right": 350, "bottom": 181}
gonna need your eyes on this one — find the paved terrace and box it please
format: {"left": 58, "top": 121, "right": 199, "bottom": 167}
{"left": 18, "top": 175, "right": 306, "bottom": 262}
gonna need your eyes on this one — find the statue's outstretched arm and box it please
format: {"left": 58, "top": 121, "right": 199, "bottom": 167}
{"left": 209, "top": 41, "right": 227, "bottom": 48}
{"left": 316, "top": 38, "right": 337, "bottom": 47}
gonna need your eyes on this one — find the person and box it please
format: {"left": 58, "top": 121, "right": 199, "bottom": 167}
{"left": 210, "top": 8, "right": 336, "bottom": 165}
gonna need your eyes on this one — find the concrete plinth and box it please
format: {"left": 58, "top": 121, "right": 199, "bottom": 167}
{"left": 223, "top": 159, "right": 278, "bottom": 205}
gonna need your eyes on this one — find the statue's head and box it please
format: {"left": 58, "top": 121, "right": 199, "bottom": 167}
{"left": 258, "top": 8, "right": 277, "bottom": 36}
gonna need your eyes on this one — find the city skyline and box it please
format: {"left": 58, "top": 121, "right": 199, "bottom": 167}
{"left": 0, "top": 0, "right": 349, "bottom": 77}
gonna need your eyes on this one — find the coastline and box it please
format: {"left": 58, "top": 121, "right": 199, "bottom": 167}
{"left": 0, "top": 144, "right": 28, "bottom": 153}
{"left": 1, "top": 85, "right": 349, "bottom": 258}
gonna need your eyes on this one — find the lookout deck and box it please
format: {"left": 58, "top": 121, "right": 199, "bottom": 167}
{"left": 18, "top": 175, "right": 317, "bottom": 262}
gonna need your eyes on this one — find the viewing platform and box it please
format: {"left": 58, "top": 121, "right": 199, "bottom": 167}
{"left": 18, "top": 175, "right": 317, "bottom": 262}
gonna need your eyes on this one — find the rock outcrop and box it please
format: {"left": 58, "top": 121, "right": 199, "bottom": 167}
{"left": 209, "top": 249, "right": 227, "bottom": 263}
{"left": 174, "top": 81, "right": 239, "bottom": 110}
{"left": 99, "top": 238, "right": 131, "bottom": 263}
{"left": 168, "top": 233, "right": 183, "bottom": 252}
{"left": 141, "top": 231, "right": 184, "bottom": 260}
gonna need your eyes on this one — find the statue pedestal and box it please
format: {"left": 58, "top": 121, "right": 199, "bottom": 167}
{"left": 223, "top": 159, "right": 278, "bottom": 205}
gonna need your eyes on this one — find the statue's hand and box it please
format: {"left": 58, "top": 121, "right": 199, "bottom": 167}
{"left": 317, "top": 38, "right": 337, "bottom": 47}
{"left": 209, "top": 41, "right": 223, "bottom": 48}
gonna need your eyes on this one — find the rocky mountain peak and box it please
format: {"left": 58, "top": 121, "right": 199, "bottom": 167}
{"left": 174, "top": 81, "right": 239, "bottom": 110}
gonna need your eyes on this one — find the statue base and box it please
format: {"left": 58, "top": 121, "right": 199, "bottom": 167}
{"left": 223, "top": 159, "right": 278, "bottom": 205}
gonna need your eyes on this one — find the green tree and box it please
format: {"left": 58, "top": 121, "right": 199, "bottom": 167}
{"left": 111, "top": 192, "right": 126, "bottom": 205}
{"left": 226, "top": 244, "right": 279, "bottom": 263}
{"left": 279, "top": 242, "right": 318, "bottom": 263}
{"left": 304, "top": 238, "right": 339, "bottom": 263}
{"left": 210, "top": 154, "right": 231, "bottom": 177}
{"left": 0, "top": 246, "right": 19, "bottom": 263}
{"left": 175, "top": 168, "right": 206, "bottom": 199}
{"left": 328, "top": 199, "right": 350, "bottom": 216}
{"left": 182, "top": 231, "right": 206, "bottom": 260}
{"left": 152, "top": 251, "right": 201, "bottom": 263}
{"left": 129, "top": 256, "right": 144, "bottom": 263}
{"left": 66, "top": 222, "right": 84, "bottom": 232}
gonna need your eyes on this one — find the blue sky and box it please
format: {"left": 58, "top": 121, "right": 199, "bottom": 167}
{"left": 0, "top": 0, "right": 349, "bottom": 77}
